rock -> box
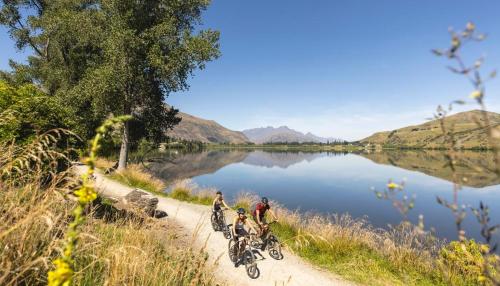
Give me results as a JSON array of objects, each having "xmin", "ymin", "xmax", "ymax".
[
  {"xmin": 154, "ymin": 210, "xmax": 168, "ymax": 219},
  {"xmin": 124, "ymin": 189, "xmax": 161, "ymax": 217},
  {"xmin": 104, "ymin": 161, "xmax": 119, "ymax": 174}
]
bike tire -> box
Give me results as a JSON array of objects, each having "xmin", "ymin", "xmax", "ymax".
[
  {"xmin": 223, "ymin": 227, "xmax": 232, "ymax": 239},
  {"xmin": 268, "ymin": 235, "xmax": 283, "ymax": 260},
  {"xmin": 243, "ymin": 249, "xmax": 259, "ymax": 279},
  {"xmin": 210, "ymin": 213, "xmax": 219, "ymax": 231},
  {"xmin": 228, "ymin": 239, "xmax": 238, "ymax": 263}
]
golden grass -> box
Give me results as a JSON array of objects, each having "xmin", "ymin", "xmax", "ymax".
[
  {"xmin": 109, "ymin": 163, "xmax": 166, "ymax": 194},
  {"xmin": 0, "ymin": 139, "xmax": 217, "ymax": 285},
  {"xmin": 73, "ymin": 216, "xmax": 217, "ymax": 285},
  {"xmin": 169, "ymin": 179, "xmax": 216, "ymax": 205},
  {"xmin": 226, "ymin": 193, "xmax": 475, "ymax": 285}
]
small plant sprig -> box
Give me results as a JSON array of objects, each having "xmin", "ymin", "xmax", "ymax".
[
  {"xmin": 471, "ymin": 202, "xmax": 500, "ymax": 284},
  {"xmin": 433, "ymin": 22, "xmax": 500, "ymax": 284},
  {"xmin": 432, "ymin": 22, "xmax": 499, "ymax": 174},
  {"xmin": 48, "ymin": 116, "xmax": 131, "ymax": 286},
  {"xmin": 373, "ymin": 180, "xmax": 416, "ymax": 223}
]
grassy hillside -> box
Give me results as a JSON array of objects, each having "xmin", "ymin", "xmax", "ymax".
[
  {"xmin": 360, "ymin": 110, "xmax": 500, "ymax": 149},
  {"xmin": 168, "ymin": 111, "xmax": 249, "ymax": 144}
]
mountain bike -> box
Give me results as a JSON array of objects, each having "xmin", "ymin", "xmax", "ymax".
[
  {"xmin": 211, "ymin": 208, "xmax": 232, "ymax": 239},
  {"xmin": 228, "ymin": 233, "xmax": 260, "ymax": 279},
  {"xmin": 250, "ymin": 221, "xmax": 283, "ymax": 260}
]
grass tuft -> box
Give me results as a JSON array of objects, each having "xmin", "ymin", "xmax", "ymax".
[
  {"xmin": 169, "ymin": 179, "xmax": 216, "ymax": 205},
  {"xmin": 108, "ymin": 164, "xmax": 166, "ymax": 194}
]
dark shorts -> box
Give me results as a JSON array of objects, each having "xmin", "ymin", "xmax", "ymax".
[
  {"xmin": 233, "ymin": 228, "xmax": 248, "ymax": 239},
  {"xmin": 213, "ymin": 204, "xmax": 221, "ymax": 211},
  {"xmin": 252, "ymin": 215, "xmax": 267, "ymax": 225}
]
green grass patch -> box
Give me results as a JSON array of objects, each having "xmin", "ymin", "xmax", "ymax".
[{"xmin": 271, "ymin": 222, "xmax": 445, "ymax": 286}]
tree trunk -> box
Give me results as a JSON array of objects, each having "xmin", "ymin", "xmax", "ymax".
[{"xmin": 118, "ymin": 120, "xmax": 130, "ymax": 171}]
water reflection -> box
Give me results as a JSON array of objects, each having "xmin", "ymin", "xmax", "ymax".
[
  {"xmin": 151, "ymin": 149, "xmax": 497, "ymax": 187},
  {"xmin": 360, "ymin": 150, "xmax": 499, "ymax": 188},
  {"xmin": 149, "ymin": 149, "xmax": 499, "ymax": 241}
]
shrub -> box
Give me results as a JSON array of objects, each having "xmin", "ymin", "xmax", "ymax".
[{"xmin": 439, "ymin": 240, "xmax": 497, "ymax": 285}]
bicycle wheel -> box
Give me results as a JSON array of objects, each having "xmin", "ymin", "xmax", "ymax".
[
  {"xmin": 243, "ymin": 249, "xmax": 259, "ymax": 279},
  {"xmin": 210, "ymin": 212, "xmax": 219, "ymax": 231},
  {"xmin": 249, "ymin": 235, "xmax": 261, "ymax": 249},
  {"xmin": 223, "ymin": 225, "xmax": 232, "ymax": 239},
  {"xmin": 267, "ymin": 235, "xmax": 283, "ymax": 260},
  {"xmin": 228, "ymin": 240, "xmax": 238, "ymax": 263}
]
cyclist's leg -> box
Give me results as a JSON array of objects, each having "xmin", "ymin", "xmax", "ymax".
[{"xmin": 213, "ymin": 205, "xmax": 221, "ymax": 220}]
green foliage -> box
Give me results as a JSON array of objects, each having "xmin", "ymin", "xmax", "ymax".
[
  {"xmin": 439, "ymin": 240, "xmax": 497, "ymax": 285},
  {"xmin": 0, "ymin": 80, "xmax": 74, "ymax": 143},
  {"xmin": 0, "ymin": 0, "xmax": 220, "ymax": 149}
]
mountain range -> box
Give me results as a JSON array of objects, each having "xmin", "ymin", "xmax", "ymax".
[
  {"xmin": 242, "ymin": 126, "xmax": 340, "ymax": 144},
  {"xmin": 167, "ymin": 108, "xmax": 499, "ymax": 148},
  {"xmin": 167, "ymin": 111, "xmax": 342, "ymax": 144},
  {"xmin": 167, "ymin": 111, "xmax": 248, "ymax": 144}
]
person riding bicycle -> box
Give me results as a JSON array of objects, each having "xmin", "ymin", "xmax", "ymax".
[
  {"xmin": 212, "ymin": 191, "xmax": 230, "ymax": 221},
  {"xmin": 252, "ymin": 197, "xmax": 278, "ymax": 236},
  {"xmin": 232, "ymin": 208, "xmax": 257, "ymax": 266}
]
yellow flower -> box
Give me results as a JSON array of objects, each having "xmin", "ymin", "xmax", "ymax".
[
  {"xmin": 480, "ymin": 244, "xmax": 490, "ymax": 254},
  {"xmin": 469, "ymin": 90, "xmax": 482, "ymax": 99},
  {"xmin": 466, "ymin": 22, "xmax": 476, "ymax": 32},
  {"xmin": 74, "ymin": 186, "xmax": 97, "ymax": 203},
  {"xmin": 387, "ymin": 182, "xmax": 399, "ymax": 189},
  {"xmin": 48, "ymin": 259, "xmax": 73, "ymax": 286}
]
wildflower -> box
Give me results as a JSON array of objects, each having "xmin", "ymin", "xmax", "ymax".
[
  {"xmin": 48, "ymin": 259, "xmax": 73, "ymax": 286},
  {"xmin": 479, "ymin": 244, "xmax": 490, "ymax": 254},
  {"xmin": 466, "ymin": 22, "xmax": 475, "ymax": 32},
  {"xmin": 387, "ymin": 182, "xmax": 399, "ymax": 189},
  {"xmin": 469, "ymin": 90, "xmax": 482, "ymax": 99},
  {"xmin": 74, "ymin": 185, "xmax": 97, "ymax": 203}
]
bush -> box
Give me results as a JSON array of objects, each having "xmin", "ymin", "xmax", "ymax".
[
  {"xmin": 439, "ymin": 240, "xmax": 497, "ymax": 285},
  {"xmin": 0, "ymin": 80, "xmax": 74, "ymax": 143}
]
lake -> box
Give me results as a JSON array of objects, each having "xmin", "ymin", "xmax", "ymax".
[{"xmin": 150, "ymin": 149, "xmax": 500, "ymax": 243}]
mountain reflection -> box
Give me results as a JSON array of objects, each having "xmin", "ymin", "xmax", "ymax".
[
  {"xmin": 149, "ymin": 149, "xmax": 499, "ymax": 188},
  {"xmin": 360, "ymin": 150, "xmax": 500, "ymax": 188}
]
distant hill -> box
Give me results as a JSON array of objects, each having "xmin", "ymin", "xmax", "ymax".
[
  {"xmin": 242, "ymin": 126, "xmax": 340, "ymax": 144},
  {"xmin": 167, "ymin": 111, "xmax": 249, "ymax": 144},
  {"xmin": 360, "ymin": 110, "xmax": 500, "ymax": 149}
]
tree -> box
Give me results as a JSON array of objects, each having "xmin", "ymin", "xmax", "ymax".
[
  {"xmin": 1, "ymin": 0, "xmax": 220, "ymax": 169},
  {"xmin": 0, "ymin": 80, "xmax": 74, "ymax": 143}
]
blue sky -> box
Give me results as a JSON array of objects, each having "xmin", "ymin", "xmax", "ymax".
[{"xmin": 1, "ymin": 0, "xmax": 500, "ymax": 140}]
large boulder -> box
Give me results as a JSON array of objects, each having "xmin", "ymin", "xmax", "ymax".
[{"xmin": 124, "ymin": 189, "xmax": 160, "ymax": 217}]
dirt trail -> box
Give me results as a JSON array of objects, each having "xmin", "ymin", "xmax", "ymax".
[{"xmin": 81, "ymin": 166, "xmax": 354, "ymax": 286}]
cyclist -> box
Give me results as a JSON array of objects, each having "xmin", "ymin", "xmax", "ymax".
[
  {"xmin": 252, "ymin": 197, "xmax": 278, "ymax": 235},
  {"xmin": 231, "ymin": 208, "xmax": 257, "ymax": 266},
  {"xmin": 212, "ymin": 191, "xmax": 230, "ymax": 221}
]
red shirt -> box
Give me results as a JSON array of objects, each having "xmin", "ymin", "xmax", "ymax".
[{"xmin": 252, "ymin": 202, "xmax": 270, "ymax": 217}]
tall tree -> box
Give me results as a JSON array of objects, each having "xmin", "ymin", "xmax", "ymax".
[{"xmin": 1, "ymin": 0, "xmax": 220, "ymax": 169}]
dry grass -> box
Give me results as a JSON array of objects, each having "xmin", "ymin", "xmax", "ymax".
[
  {"xmin": 169, "ymin": 179, "xmax": 216, "ymax": 205},
  {"xmin": 109, "ymin": 164, "xmax": 166, "ymax": 194},
  {"xmin": 73, "ymin": 216, "xmax": 217, "ymax": 285},
  {"xmin": 0, "ymin": 136, "xmax": 217, "ymax": 286},
  {"xmin": 230, "ymin": 194, "xmax": 459, "ymax": 285}
]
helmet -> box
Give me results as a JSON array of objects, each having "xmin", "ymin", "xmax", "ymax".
[
  {"xmin": 261, "ymin": 197, "xmax": 269, "ymax": 204},
  {"xmin": 237, "ymin": 208, "xmax": 246, "ymax": 215},
  {"xmin": 216, "ymin": 191, "xmax": 222, "ymax": 195}
]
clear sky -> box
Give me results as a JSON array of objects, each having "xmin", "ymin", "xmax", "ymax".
[{"xmin": 1, "ymin": 0, "xmax": 500, "ymax": 140}]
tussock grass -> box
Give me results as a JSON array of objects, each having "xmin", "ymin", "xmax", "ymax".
[
  {"xmin": 109, "ymin": 164, "xmax": 166, "ymax": 194},
  {"xmin": 233, "ymin": 192, "xmax": 258, "ymax": 210},
  {"xmin": 228, "ymin": 195, "xmax": 475, "ymax": 285},
  {"xmin": 169, "ymin": 179, "xmax": 216, "ymax": 205},
  {"xmin": 73, "ymin": 216, "xmax": 217, "ymax": 285},
  {"xmin": 0, "ymin": 135, "xmax": 217, "ymax": 285}
]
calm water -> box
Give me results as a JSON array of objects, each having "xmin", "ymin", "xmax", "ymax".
[{"xmin": 150, "ymin": 149, "xmax": 500, "ymax": 242}]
